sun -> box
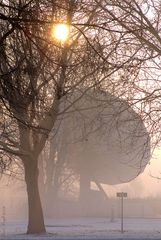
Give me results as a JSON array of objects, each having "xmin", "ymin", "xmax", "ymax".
[{"xmin": 52, "ymin": 23, "xmax": 69, "ymax": 42}]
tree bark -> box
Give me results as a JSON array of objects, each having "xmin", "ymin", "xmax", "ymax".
[{"xmin": 24, "ymin": 159, "xmax": 46, "ymax": 234}]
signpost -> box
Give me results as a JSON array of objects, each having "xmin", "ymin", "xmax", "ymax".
[{"xmin": 116, "ymin": 192, "xmax": 127, "ymax": 233}]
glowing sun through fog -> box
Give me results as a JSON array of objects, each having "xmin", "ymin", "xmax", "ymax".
[{"xmin": 52, "ymin": 23, "xmax": 69, "ymax": 42}]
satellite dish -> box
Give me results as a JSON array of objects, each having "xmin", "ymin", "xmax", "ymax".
[{"xmin": 57, "ymin": 90, "xmax": 150, "ymax": 185}]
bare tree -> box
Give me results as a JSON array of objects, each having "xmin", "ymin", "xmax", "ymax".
[
  {"xmin": 95, "ymin": 0, "xmax": 161, "ymax": 144},
  {"xmin": 0, "ymin": 0, "xmax": 153, "ymax": 234}
]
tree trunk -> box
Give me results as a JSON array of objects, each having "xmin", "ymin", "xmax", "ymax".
[{"xmin": 24, "ymin": 159, "xmax": 46, "ymax": 234}]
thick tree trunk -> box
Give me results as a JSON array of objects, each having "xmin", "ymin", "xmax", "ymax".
[{"xmin": 24, "ymin": 160, "xmax": 46, "ymax": 234}]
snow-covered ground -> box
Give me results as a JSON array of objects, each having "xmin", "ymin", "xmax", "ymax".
[{"xmin": 0, "ymin": 217, "xmax": 161, "ymax": 239}]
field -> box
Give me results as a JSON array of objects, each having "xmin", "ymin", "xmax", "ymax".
[{"xmin": 0, "ymin": 217, "xmax": 161, "ymax": 239}]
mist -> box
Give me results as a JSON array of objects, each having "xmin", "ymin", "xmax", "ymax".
[{"xmin": 0, "ymin": 149, "xmax": 161, "ymax": 222}]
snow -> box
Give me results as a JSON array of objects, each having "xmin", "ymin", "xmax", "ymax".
[{"xmin": 0, "ymin": 217, "xmax": 161, "ymax": 239}]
